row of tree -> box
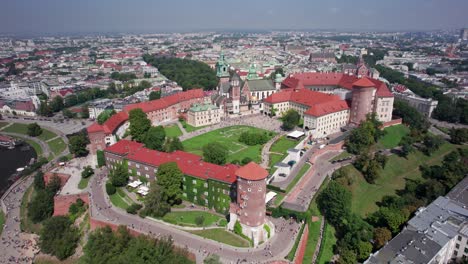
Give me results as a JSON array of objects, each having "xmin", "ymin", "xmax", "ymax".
[
  {"xmin": 29, "ymin": 172, "xmax": 61, "ymax": 223},
  {"xmin": 238, "ymin": 131, "xmax": 270, "ymax": 146}
]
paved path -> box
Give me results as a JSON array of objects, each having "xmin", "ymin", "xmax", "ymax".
[
  {"xmin": 260, "ymin": 134, "xmax": 285, "ymax": 169},
  {"xmin": 429, "ymin": 118, "xmax": 468, "ymax": 129},
  {"xmin": 89, "ymin": 169, "xmax": 301, "ymax": 264},
  {"xmin": 177, "ymin": 121, "xmax": 188, "ymax": 135},
  {"xmin": 2, "ymin": 117, "xmax": 91, "ymax": 136},
  {"xmin": 311, "ymin": 217, "xmax": 325, "ymax": 264},
  {"xmin": 429, "ymin": 125, "xmax": 450, "ymax": 140}
]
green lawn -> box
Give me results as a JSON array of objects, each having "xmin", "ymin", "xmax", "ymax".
[
  {"xmin": 37, "ymin": 128, "xmax": 57, "ymax": 141},
  {"xmin": 110, "ymin": 188, "xmax": 132, "ymax": 210},
  {"xmin": 164, "ymin": 124, "xmax": 183, "ymax": 138},
  {"xmin": 377, "ymin": 124, "xmax": 410, "ymax": 149},
  {"xmin": 0, "ymin": 122, "xmax": 9, "ymax": 129},
  {"xmin": 22, "ymin": 138, "xmax": 43, "ymax": 157},
  {"xmin": 48, "ymin": 137, "xmax": 66, "ymax": 156},
  {"xmin": 316, "ymin": 223, "xmax": 337, "ymax": 264},
  {"xmin": 347, "ymin": 142, "xmax": 461, "ymax": 217},
  {"xmin": 2, "ymin": 122, "xmax": 29, "ymax": 134},
  {"xmin": 182, "ymin": 126, "xmax": 275, "ymax": 163},
  {"xmin": 180, "ymin": 120, "xmax": 206, "ymax": 133},
  {"xmin": 270, "ymin": 136, "xmax": 298, "ymax": 153},
  {"xmin": 189, "ymin": 228, "xmax": 250, "ymax": 247},
  {"xmin": 269, "ymin": 153, "xmax": 283, "ymax": 173},
  {"xmin": 285, "ymin": 163, "xmax": 311, "ymax": 193},
  {"xmin": 78, "ymin": 177, "xmax": 90, "ymax": 189},
  {"xmin": 161, "ymin": 211, "xmax": 224, "ymax": 227},
  {"xmin": 0, "ymin": 210, "xmax": 5, "ymax": 235}
]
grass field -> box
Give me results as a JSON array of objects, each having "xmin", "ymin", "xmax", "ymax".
[
  {"xmin": 161, "ymin": 211, "xmax": 224, "ymax": 227},
  {"xmin": 0, "ymin": 210, "xmax": 4, "ymax": 235},
  {"xmin": 270, "ymin": 136, "xmax": 298, "ymax": 154},
  {"xmin": 48, "ymin": 137, "xmax": 66, "ymax": 156},
  {"xmin": 316, "ymin": 223, "xmax": 337, "ymax": 264},
  {"xmin": 22, "ymin": 138, "xmax": 43, "ymax": 157},
  {"xmin": 189, "ymin": 228, "xmax": 250, "ymax": 247},
  {"xmin": 0, "ymin": 122, "xmax": 9, "ymax": 129},
  {"xmin": 110, "ymin": 188, "xmax": 132, "ymax": 210},
  {"xmin": 346, "ymin": 142, "xmax": 462, "ymax": 217},
  {"xmin": 37, "ymin": 128, "xmax": 57, "ymax": 141},
  {"xmin": 164, "ymin": 124, "xmax": 183, "ymax": 138},
  {"xmin": 78, "ymin": 177, "xmax": 90, "ymax": 189},
  {"xmin": 376, "ymin": 124, "xmax": 410, "ymax": 149},
  {"xmin": 182, "ymin": 126, "xmax": 275, "ymax": 163},
  {"xmin": 2, "ymin": 122, "xmax": 29, "ymax": 134}
]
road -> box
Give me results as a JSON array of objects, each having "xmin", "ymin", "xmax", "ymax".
[
  {"xmin": 89, "ymin": 168, "xmax": 301, "ymax": 264},
  {"xmin": 429, "ymin": 118, "xmax": 467, "ymax": 129},
  {"xmin": 2, "ymin": 116, "xmax": 91, "ymax": 136}
]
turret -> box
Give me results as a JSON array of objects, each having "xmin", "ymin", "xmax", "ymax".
[{"xmin": 350, "ymin": 77, "xmax": 376, "ymax": 124}]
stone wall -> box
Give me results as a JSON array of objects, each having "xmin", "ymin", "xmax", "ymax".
[{"xmin": 294, "ymin": 224, "xmax": 309, "ymax": 264}]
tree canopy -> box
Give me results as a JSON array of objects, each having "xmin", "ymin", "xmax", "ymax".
[
  {"xmin": 156, "ymin": 162, "xmax": 183, "ymax": 205},
  {"xmin": 202, "ymin": 142, "xmax": 228, "ymax": 165},
  {"xmin": 129, "ymin": 108, "xmax": 151, "ymax": 143},
  {"xmin": 143, "ymin": 55, "xmax": 218, "ymax": 90},
  {"xmin": 27, "ymin": 122, "xmax": 43, "ymax": 137},
  {"xmin": 149, "ymin": 90, "xmax": 161, "ymax": 101},
  {"xmin": 143, "ymin": 183, "xmax": 171, "ymax": 218},
  {"xmin": 39, "ymin": 216, "xmax": 80, "ymax": 260},
  {"xmin": 68, "ymin": 132, "xmax": 89, "ymax": 157},
  {"xmin": 109, "ymin": 161, "xmax": 129, "ymax": 187},
  {"xmin": 281, "ymin": 109, "xmax": 300, "ymax": 131},
  {"xmin": 144, "ymin": 126, "xmax": 166, "ymax": 151},
  {"xmin": 97, "ymin": 109, "xmax": 116, "ymax": 125}
]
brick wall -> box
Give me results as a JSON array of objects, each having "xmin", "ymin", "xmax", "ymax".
[
  {"xmin": 53, "ymin": 193, "xmax": 89, "ymax": 216},
  {"xmin": 43, "ymin": 172, "xmax": 70, "ymax": 187},
  {"xmin": 382, "ymin": 118, "xmax": 403, "ymax": 128}
]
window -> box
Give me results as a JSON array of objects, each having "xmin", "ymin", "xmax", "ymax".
[
  {"xmin": 458, "ymin": 236, "xmax": 462, "ymax": 241},
  {"xmin": 247, "ymin": 188, "xmax": 251, "ymax": 192},
  {"xmin": 456, "ymin": 244, "xmax": 460, "ymax": 249}
]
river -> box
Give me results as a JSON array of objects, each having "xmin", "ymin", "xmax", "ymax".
[{"xmin": 0, "ymin": 142, "xmax": 37, "ymax": 195}]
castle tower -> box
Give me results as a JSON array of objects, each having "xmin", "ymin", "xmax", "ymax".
[
  {"xmin": 350, "ymin": 77, "xmax": 376, "ymax": 124},
  {"xmin": 246, "ymin": 64, "xmax": 259, "ymax": 80},
  {"xmin": 274, "ymin": 73, "xmax": 283, "ymax": 90},
  {"xmin": 230, "ymin": 74, "xmax": 241, "ymax": 114},
  {"xmin": 216, "ymin": 51, "xmax": 230, "ymax": 83},
  {"xmin": 228, "ymin": 162, "xmax": 271, "ymax": 246}
]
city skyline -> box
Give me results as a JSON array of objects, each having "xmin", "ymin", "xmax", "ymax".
[{"xmin": 1, "ymin": 0, "xmax": 468, "ymax": 34}]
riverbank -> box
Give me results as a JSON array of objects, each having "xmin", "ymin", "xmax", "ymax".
[{"xmin": 0, "ymin": 142, "xmax": 37, "ymax": 196}]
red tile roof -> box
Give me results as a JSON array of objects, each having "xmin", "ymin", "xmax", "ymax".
[
  {"xmin": 235, "ymin": 162, "xmax": 268, "ymax": 181},
  {"xmin": 88, "ymin": 89, "xmax": 205, "ymax": 135},
  {"xmin": 305, "ymin": 100, "xmax": 350, "ymax": 117},
  {"xmin": 281, "ymin": 73, "xmax": 393, "ymax": 98},
  {"xmin": 263, "ymin": 90, "xmax": 293, "ymax": 104},
  {"xmin": 105, "ymin": 140, "xmax": 239, "ymax": 183},
  {"xmin": 86, "ymin": 122, "xmax": 105, "ymax": 133},
  {"xmin": 352, "ymin": 77, "xmax": 376, "ymax": 88},
  {"xmin": 290, "ymin": 89, "xmax": 342, "ymax": 107}
]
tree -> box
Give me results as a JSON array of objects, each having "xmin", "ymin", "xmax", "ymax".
[
  {"xmin": 400, "ymin": 142, "xmax": 414, "ymax": 158},
  {"xmin": 64, "ymin": 94, "xmax": 78, "ymax": 107},
  {"xmin": 144, "ymin": 126, "xmax": 166, "ymax": 151},
  {"xmin": 375, "ymin": 152, "xmax": 388, "ymax": 168},
  {"xmin": 357, "ymin": 241, "xmax": 373, "ymax": 261},
  {"xmin": 336, "ymin": 248, "xmax": 357, "ymax": 264},
  {"xmin": 281, "ymin": 109, "xmax": 300, "ymax": 131},
  {"xmin": 422, "ymin": 134, "xmax": 444, "ymax": 155},
  {"xmin": 81, "ymin": 104, "xmax": 90, "ymax": 119},
  {"xmin": 68, "ymin": 133, "xmax": 89, "ymax": 157},
  {"xmin": 81, "ymin": 166, "xmax": 94, "ymax": 178},
  {"xmin": 143, "ymin": 184, "xmax": 171, "ymax": 217},
  {"xmin": 27, "ymin": 189, "xmax": 54, "ymax": 223},
  {"xmin": 195, "ymin": 215, "xmax": 205, "ymax": 226},
  {"xmin": 38, "ymin": 101, "xmax": 53, "ymax": 117},
  {"xmin": 39, "ymin": 216, "xmax": 80, "ymax": 260},
  {"xmin": 241, "ymin": 157, "xmax": 252, "ymax": 165},
  {"xmin": 106, "ymin": 182, "xmax": 116, "ymax": 195},
  {"xmin": 62, "ymin": 109, "xmax": 76, "ymax": 118},
  {"xmin": 149, "ymin": 91, "xmax": 161, "ymax": 101},
  {"xmin": 317, "ymin": 181, "xmax": 352, "ymax": 226},
  {"xmin": 128, "ymin": 108, "xmax": 151, "ymax": 142},
  {"xmin": 393, "ymin": 100, "xmax": 429, "ymax": 132},
  {"xmin": 373, "ymin": 227, "xmax": 392, "ymax": 249},
  {"xmin": 27, "ymin": 122, "xmax": 43, "ymax": 137},
  {"xmin": 204, "ymin": 254, "xmax": 222, "ymax": 264},
  {"xmin": 34, "ymin": 171, "xmax": 45, "ymax": 190},
  {"xmin": 109, "ymin": 161, "xmax": 129, "ymax": 187},
  {"xmin": 97, "ymin": 109, "xmax": 116, "ymax": 125},
  {"xmin": 156, "ymin": 162, "xmax": 183, "ymax": 205},
  {"xmin": 449, "ymin": 128, "xmax": 468, "ymax": 144},
  {"xmin": 202, "ymin": 142, "xmax": 228, "ymax": 165},
  {"xmin": 50, "ymin": 96, "xmax": 65, "ymax": 112},
  {"xmin": 345, "ymin": 115, "xmax": 382, "ymax": 154},
  {"xmin": 164, "ymin": 137, "xmax": 184, "ymax": 152}
]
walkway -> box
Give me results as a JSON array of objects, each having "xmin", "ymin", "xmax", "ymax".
[
  {"xmin": 260, "ymin": 134, "xmax": 285, "ymax": 169},
  {"xmin": 429, "ymin": 118, "xmax": 468, "ymax": 129},
  {"xmin": 89, "ymin": 168, "xmax": 301, "ymax": 264},
  {"xmin": 311, "ymin": 217, "xmax": 326, "ymax": 264},
  {"xmin": 176, "ymin": 121, "xmax": 188, "ymax": 136}
]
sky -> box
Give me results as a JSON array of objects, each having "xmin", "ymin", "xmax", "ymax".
[{"xmin": 1, "ymin": 0, "xmax": 467, "ymax": 34}]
